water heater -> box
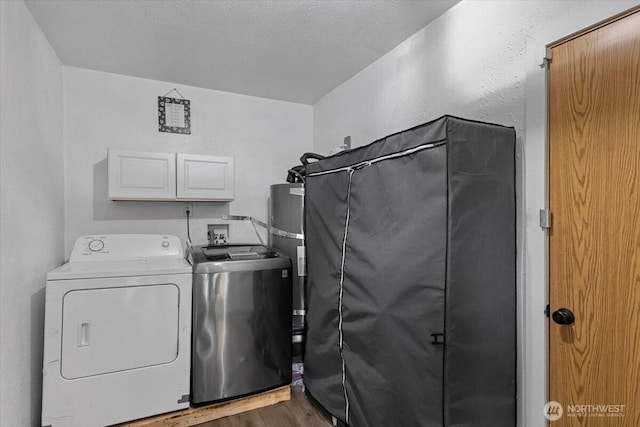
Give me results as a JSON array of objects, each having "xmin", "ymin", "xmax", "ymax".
[{"xmin": 270, "ymin": 183, "xmax": 305, "ymax": 357}]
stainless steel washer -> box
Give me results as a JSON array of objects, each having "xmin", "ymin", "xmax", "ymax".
[{"xmin": 188, "ymin": 244, "xmax": 292, "ymax": 405}]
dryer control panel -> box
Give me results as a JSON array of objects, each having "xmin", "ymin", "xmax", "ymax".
[{"xmin": 70, "ymin": 234, "xmax": 183, "ymax": 262}]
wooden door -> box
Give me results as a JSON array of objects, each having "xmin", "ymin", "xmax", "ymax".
[{"xmin": 548, "ymin": 8, "xmax": 640, "ymax": 426}]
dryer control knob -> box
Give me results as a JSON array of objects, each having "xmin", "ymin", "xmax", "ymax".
[
  {"xmin": 88, "ymin": 239, "xmax": 104, "ymax": 252},
  {"xmin": 162, "ymin": 241, "xmax": 170, "ymax": 248}
]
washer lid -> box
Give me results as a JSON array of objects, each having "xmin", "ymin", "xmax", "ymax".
[
  {"xmin": 200, "ymin": 245, "xmax": 278, "ymax": 261},
  {"xmin": 47, "ymin": 258, "xmax": 192, "ymax": 281},
  {"xmin": 188, "ymin": 245, "xmax": 290, "ymax": 274}
]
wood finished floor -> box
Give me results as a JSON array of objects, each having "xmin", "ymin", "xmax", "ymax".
[{"xmin": 198, "ymin": 387, "xmax": 333, "ymax": 427}]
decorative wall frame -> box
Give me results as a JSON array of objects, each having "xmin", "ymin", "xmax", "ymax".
[{"xmin": 158, "ymin": 90, "xmax": 191, "ymax": 134}]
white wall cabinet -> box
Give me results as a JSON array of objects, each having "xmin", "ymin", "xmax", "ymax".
[
  {"xmin": 176, "ymin": 154, "xmax": 234, "ymax": 201},
  {"xmin": 108, "ymin": 149, "xmax": 177, "ymax": 200},
  {"xmin": 108, "ymin": 149, "xmax": 234, "ymax": 201}
]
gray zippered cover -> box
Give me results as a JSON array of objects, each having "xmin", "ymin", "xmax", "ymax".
[{"xmin": 303, "ymin": 115, "xmax": 516, "ymax": 426}]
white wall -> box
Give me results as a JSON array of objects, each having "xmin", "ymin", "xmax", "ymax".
[
  {"xmin": 63, "ymin": 67, "xmax": 313, "ymax": 257},
  {"xmin": 312, "ymin": 1, "xmax": 639, "ymax": 426},
  {"xmin": 0, "ymin": 2, "xmax": 65, "ymax": 426},
  {"xmin": 314, "ymin": 0, "xmax": 626, "ymax": 152}
]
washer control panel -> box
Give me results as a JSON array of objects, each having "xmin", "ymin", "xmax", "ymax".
[{"xmin": 69, "ymin": 234, "xmax": 182, "ymax": 262}]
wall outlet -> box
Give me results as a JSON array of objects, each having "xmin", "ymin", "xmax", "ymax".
[{"xmin": 183, "ymin": 203, "xmax": 193, "ymax": 217}]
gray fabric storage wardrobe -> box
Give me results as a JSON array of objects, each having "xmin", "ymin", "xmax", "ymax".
[{"xmin": 303, "ymin": 115, "xmax": 516, "ymax": 427}]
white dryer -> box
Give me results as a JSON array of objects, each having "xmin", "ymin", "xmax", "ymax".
[{"xmin": 42, "ymin": 234, "xmax": 192, "ymax": 427}]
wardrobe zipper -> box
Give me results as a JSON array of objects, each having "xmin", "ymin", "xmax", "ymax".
[
  {"xmin": 338, "ymin": 168, "xmax": 354, "ymax": 423},
  {"xmin": 307, "ymin": 140, "xmax": 446, "ymax": 178}
]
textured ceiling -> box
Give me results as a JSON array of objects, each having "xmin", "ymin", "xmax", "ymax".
[{"xmin": 25, "ymin": 0, "xmax": 459, "ymax": 105}]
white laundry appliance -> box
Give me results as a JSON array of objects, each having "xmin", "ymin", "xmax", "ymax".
[{"xmin": 41, "ymin": 234, "xmax": 192, "ymax": 427}]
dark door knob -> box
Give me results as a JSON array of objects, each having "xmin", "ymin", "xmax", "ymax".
[{"xmin": 552, "ymin": 308, "xmax": 575, "ymax": 325}]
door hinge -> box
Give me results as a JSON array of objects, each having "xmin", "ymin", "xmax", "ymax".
[
  {"xmin": 542, "ymin": 47, "xmax": 553, "ymax": 67},
  {"xmin": 545, "ymin": 304, "xmax": 550, "ymax": 318},
  {"xmin": 539, "ymin": 208, "xmax": 552, "ymax": 230}
]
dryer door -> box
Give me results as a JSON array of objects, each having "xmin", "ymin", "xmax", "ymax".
[{"xmin": 61, "ymin": 284, "xmax": 179, "ymax": 379}]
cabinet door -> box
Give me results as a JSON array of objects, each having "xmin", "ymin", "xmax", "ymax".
[
  {"xmin": 176, "ymin": 153, "xmax": 234, "ymax": 200},
  {"xmin": 108, "ymin": 149, "xmax": 176, "ymax": 200}
]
